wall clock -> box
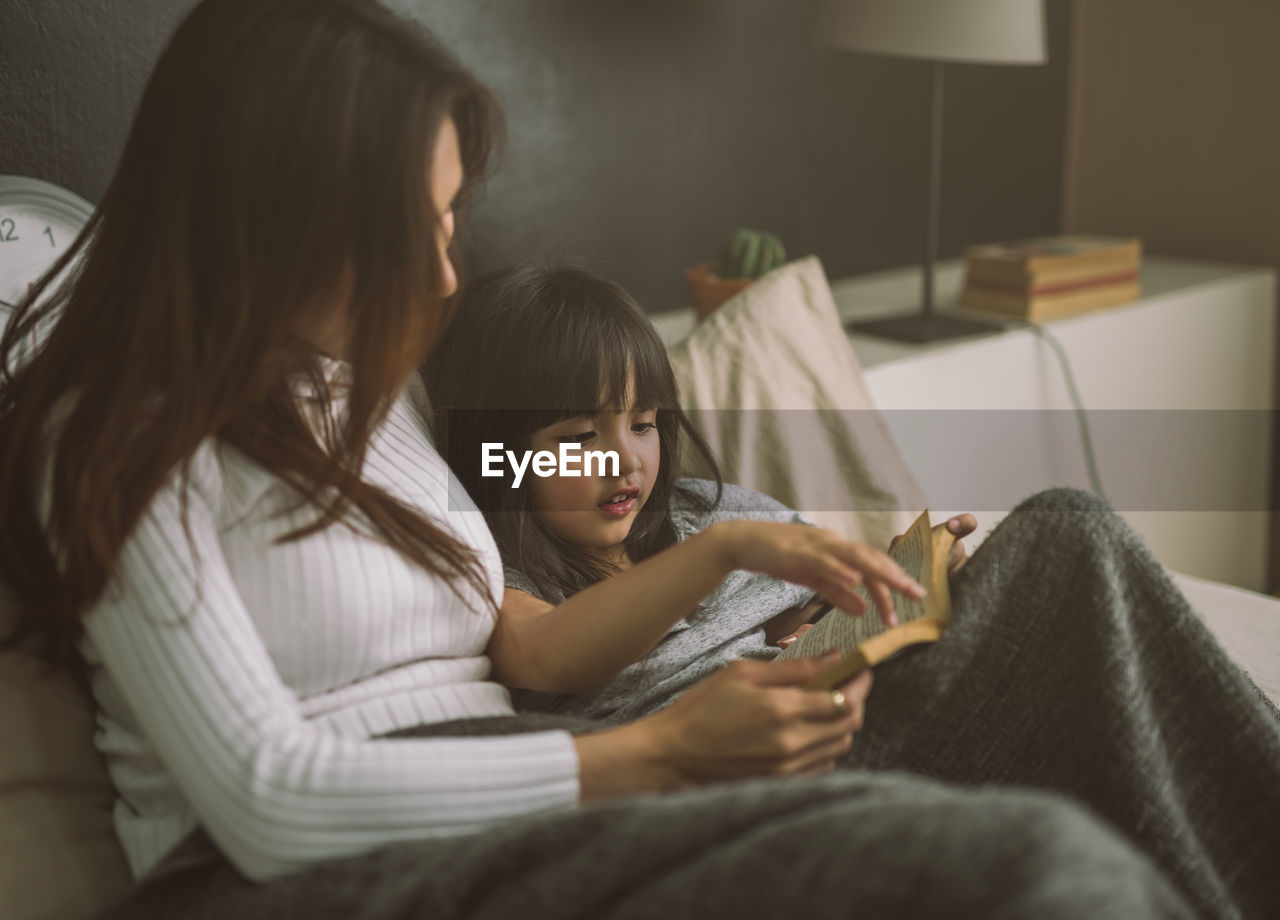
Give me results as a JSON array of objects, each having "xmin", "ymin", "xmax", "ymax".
[{"xmin": 0, "ymin": 175, "xmax": 95, "ymax": 321}]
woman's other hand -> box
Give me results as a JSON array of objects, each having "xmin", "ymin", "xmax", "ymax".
[
  {"xmin": 712, "ymin": 521, "xmax": 924, "ymax": 627},
  {"xmin": 888, "ymin": 513, "xmax": 979, "ymax": 580},
  {"xmin": 575, "ymin": 654, "xmax": 872, "ymax": 801},
  {"xmin": 944, "ymin": 513, "xmax": 978, "ymax": 576}
]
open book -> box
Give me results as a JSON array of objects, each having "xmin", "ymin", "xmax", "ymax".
[{"xmin": 775, "ymin": 510, "xmax": 955, "ymax": 691}]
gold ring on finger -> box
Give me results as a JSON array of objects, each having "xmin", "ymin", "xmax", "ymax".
[{"xmin": 830, "ymin": 689, "xmax": 849, "ymax": 714}]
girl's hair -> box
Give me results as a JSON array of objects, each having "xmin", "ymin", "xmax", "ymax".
[
  {"xmin": 424, "ymin": 265, "xmax": 722, "ymax": 600},
  {"xmin": 0, "ymin": 0, "xmax": 504, "ymax": 669}
]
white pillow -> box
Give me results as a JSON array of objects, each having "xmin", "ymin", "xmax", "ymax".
[{"xmin": 668, "ymin": 256, "xmax": 926, "ymax": 550}]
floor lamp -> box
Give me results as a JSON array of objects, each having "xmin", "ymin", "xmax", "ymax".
[{"xmin": 815, "ymin": 0, "xmax": 1048, "ymax": 343}]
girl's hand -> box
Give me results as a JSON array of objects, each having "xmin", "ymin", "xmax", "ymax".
[
  {"xmin": 713, "ymin": 520, "xmax": 924, "ymax": 626},
  {"xmin": 575, "ymin": 654, "xmax": 873, "ymax": 800}
]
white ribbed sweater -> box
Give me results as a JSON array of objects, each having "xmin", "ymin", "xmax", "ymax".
[{"xmin": 79, "ymin": 380, "xmax": 579, "ymax": 882}]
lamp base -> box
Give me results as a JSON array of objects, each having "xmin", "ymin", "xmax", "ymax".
[{"xmin": 848, "ymin": 311, "xmax": 1005, "ymax": 344}]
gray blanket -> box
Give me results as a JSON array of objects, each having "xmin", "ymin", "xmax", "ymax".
[{"xmin": 94, "ymin": 489, "xmax": 1280, "ymax": 919}]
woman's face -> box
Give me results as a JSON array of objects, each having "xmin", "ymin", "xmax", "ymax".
[
  {"xmin": 297, "ymin": 118, "xmax": 463, "ymax": 358},
  {"xmin": 527, "ymin": 390, "xmax": 662, "ymax": 564},
  {"xmin": 430, "ymin": 117, "xmax": 463, "ymax": 298}
]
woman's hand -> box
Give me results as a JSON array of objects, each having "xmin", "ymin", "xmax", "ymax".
[
  {"xmin": 574, "ymin": 654, "xmax": 873, "ymax": 801},
  {"xmin": 712, "ymin": 520, "xmax": 924, "ymax": 626}
]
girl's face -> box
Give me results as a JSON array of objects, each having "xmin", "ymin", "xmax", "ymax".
[{"xmin": 527, "ymin": 393, "xmax": 661, "ymax": 565}]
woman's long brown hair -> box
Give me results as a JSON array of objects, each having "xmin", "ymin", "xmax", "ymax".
[{"xmin": 0, "ymin": 0, "xmax": 503, "ymax": 670}]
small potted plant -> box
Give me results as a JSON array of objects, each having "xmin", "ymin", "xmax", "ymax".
[{"xmin": 685, "ymin": 228, "xmax": 787, "ymax": 321}]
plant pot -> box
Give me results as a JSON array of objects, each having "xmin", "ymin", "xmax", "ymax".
[{"xmin": 685, "ymin": 262, "xmax": 752, "ymax": 322}]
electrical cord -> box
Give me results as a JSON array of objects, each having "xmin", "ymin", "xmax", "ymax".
[{"xmin": 999, "ymin": 317, "xmax": 1108, "ymax": 501}]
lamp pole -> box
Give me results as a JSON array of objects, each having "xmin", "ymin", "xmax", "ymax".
[
  {"xmin": 922, "ymin": 59, "xmax": 943, "ymax": 319},
  {"xmin": 850, "ymin": 58, "xmax": 1002, "ymax": 343}
]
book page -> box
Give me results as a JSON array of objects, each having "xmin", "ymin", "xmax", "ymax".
[{"xmin": 775, "ymin": 511, "xmax": 934, "ymax": 662}]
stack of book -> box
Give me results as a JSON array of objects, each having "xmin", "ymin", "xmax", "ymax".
[{"xmin": 961, "ymin": 235, "xmax": 1142, "ymax": 322}]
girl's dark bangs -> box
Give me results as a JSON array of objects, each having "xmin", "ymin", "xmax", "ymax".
[
  {"xmin": 545, "ymin": 334, "xmax": 610, "ymax": 418},
  {"xmin": 597, "ymin": 314, "xmax": 674, "ymax": 413},
  {"xmin": 516, "ymin": 324, "xmax": 609, "ymax": 433},
  {"xmin": 468, "ymin": 267, "xmax": 679, "ymax": 439}
]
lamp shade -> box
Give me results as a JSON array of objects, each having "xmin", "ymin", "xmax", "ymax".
[{"xmin": 815, "ymin": 0, "xmax": 1046, "ymax": 66}]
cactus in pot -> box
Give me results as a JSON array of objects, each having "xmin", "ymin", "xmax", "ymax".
[
  {"xmin": 685, "ymin": 227, "xmax": 787, "ymax": 321},
  {"xmin": 719, "ymin": 228, "xmax": 787, "ymax": 280}
]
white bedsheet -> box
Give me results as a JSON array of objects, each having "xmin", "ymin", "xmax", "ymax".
[{"xmin": 1171, "ymin": 571, "xmax": 1280, "ymax": 706}]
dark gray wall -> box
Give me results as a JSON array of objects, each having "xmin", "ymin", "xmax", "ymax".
[{"xmin": 1, "ymin": 0, "xmax": 1071, "ymax": 311}]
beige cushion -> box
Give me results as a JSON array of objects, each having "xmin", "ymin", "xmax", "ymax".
[
  {"xmin": 668, "ymin": 255, "xmax": 926, "ymax": 551},
  {"xmin": 0, "ymin": 607, "xmax": 132, "ymax": 920}
]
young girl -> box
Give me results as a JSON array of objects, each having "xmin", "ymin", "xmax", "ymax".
[{"xmin": 426, "ymin": 264, "xmax": 929, "ymax": 724}]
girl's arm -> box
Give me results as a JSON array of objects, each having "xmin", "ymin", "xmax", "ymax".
[{"xmin": 488, "ymin": 520, "xmax": 923, "ymax": 693}]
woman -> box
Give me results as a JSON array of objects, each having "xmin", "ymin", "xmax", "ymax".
[{"xmin": 0, "ymin": 1, "xmax": 1266, "ymax": 917}]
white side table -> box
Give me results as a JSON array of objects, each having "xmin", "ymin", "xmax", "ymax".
[
  {"xmin": 839, "ymin": 256, "xmax": 1275, "ymax": 592},
  {"xmin": 653, "ymin": 256, "xmax": 1277, "ymax": 591}
]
